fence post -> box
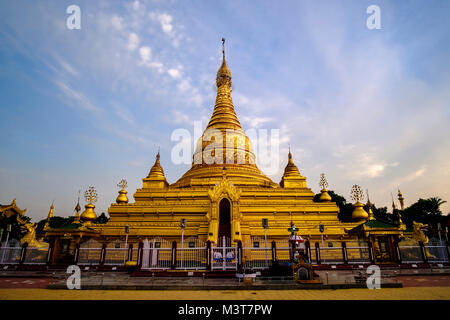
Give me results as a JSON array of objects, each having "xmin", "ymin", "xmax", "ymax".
[
  {"xmin": 393, "ymin": 238, "xmax": 402, "ymax": 264},
  {"xmin": 446, "ymin": 241, "xmax": 450, "ymax": 262},
  {"xmin": 46, "ymin": 240, "xmax": 55, "ymax": 265},
  {"xmin": 304, "ymin": 240, "xmax": 310, "ymax": 263},
  {"xmin": 19, "ymin": 242, "xmax": 28, "ymax": 265},
  {"xmin": 100, "ymin": 243, "xmax": 106, "ymax": 266},
  {"xmin": 137, "ymin": 241, "xmax": 144, "ymax": 269},
  {"xmin": 171, "ymin": 241, "xmax": 177, "ymax": 270},
  {"xmin": 342, "ymin": 242, "xmax": 348, "ymax": 264},
  {"xmin": 127, "ymin": 243, "xmax": 133, "ymax": 262},
  {"xmin": 315, "ymin": 242, "xmax": 321, "ymax": 265},
  {"xmin": 237, "ymin": 240, "xmax": 243, "ymax": 271},
  {"xmin": 368, "ymin": 240, "xmax": 375, "ymax": 264},
  {"xmin": 271, "ymin": 240, "xmax": 277, "ymax": 263},
  {"xmin": 206, "ymin": 241, "xmax": 211, "ymax": 271},
  {"xmin": 419, "ymin": 241, "xmax": 428, "ymax": 263},
  {"xmin": 73, "ymin": 242, "xmax": 80, "ymax": 265}
]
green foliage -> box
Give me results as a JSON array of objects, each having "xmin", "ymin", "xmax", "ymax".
[
  {"xmin": 401, "ymin": 197, "xmax": 447, "ymax": 230},
  {"xmin": 314, "ymin": 190, "xmax": 353, "ymax": 222},
  {"xmin": 0, "ymin": 215, "xmax": 28, "ymax": 242},
  {"xmin": 94, "ymin": 212, "xmax": 109, "ymax": 224}
]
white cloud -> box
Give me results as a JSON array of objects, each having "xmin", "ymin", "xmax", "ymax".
[
  {"xmin": 149, "ymin": 12, "xmax": 173, "ymax": 34},
  {"xmin": 139, "ymin": 46, "xmax": 152, "ymax": 63},
  {"xmin": 168, "ymin": 68, "xmax": 181, "ymax": 79},
  {"xmin": 132, "ymin": 1, "xmax": 140, "ymax": 10},
  {"xmin": 111, "ymin": 15, "xmax": 124, "ymax": 30},
  {"xmin": 127, "ymin": 32, "xmax": 140, "ymax": 51}
]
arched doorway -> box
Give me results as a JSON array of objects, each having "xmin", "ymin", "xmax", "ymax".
[{"xmin": 218, "ymin": 198, "xmax": 231, "ymax": 241}]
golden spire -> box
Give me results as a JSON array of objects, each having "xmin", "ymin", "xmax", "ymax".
[
  {"xmin": 366, "ymin": 189, "xmax": 375, "ymax": 220},
  {"xmin": 397, "ymin": 188, "xmax": 405, "ymax": 210},
  {"xmin": 391, "ymin": 193, "xmax": 397, "ymax": 211},
  {"xmin": 280, "ymin": 150, "xmax": 306, "ymax": 188},
  {"xmin": 142, "ymin": 151, "xmax": 169, "ymax": 188},
  {"xmin": 318, "ymin": 173, "xmax": 332, "ymax": 202},
  {"xmin": 80, "ymin": 186, "xmax": 98, "ymax": 223},
  {"xmin": 116, "ymin": 179, "xmax": 129, "ymax": 204},
  {"xmin": 43, "ymin": 202, "xmax": 54, "ymax": 230},
  {"xmin": 47, "ymin": 202, "xmax": 54, "ymax": 221},
  {"xmin": 173, "ymin": 38, "xmax": 275, "ymax": 188},
  {"xmin": 74, "ymin": 193, "xmax": 81, "ymax": 222},
  {"xmin": 351, "ymin": 184, "xmax": 368, "ymax": 220}
]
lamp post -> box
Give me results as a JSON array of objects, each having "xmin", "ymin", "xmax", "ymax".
[
  {"xmin": 180, "ymin": 218, "xmax": 186, "ymax": 269},
  {"xmin": 1, "ymin": 224, "xmax": 12, "ymax": 264},
  {"xmin": 123, "ymin": 225, "xmax": 129, "ymax": 264},
  {"xmin": 262, "ymin": 218, "xmax": 269, "ymax": 268}
]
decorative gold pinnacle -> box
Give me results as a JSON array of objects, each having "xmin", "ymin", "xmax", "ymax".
[
  {"xmin": 319, "ymin": 173, "xmax": 328, "ymax": 190},
  {"xmin": 117, "ymin": 179, "xmax": 128, "ymax": 190},
  {"xmin": 350, "ymin": 184, "xmax": 364, "ymax": 203},
  {"xmin": 84, "ymin": 186, "xmax": 98, "ymax": 204}
]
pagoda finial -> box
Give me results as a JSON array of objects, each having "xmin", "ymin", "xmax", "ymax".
[
  {"xmin": 351, "ymin": 184, "xmax": 368, "ymax": 220},
  {"xmin": 222, "ymin": 37, "xmax": 225, "ymax": 60}
]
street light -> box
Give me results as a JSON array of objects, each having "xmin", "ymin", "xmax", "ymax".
[
  {"xmin": 1, "ymin": 224, "xmax": 12, "ymax": 264},
  {"xmin": 262, "ymin": 218, "xmax": 269, "ymax": 268},
  {"xmin": 180, "ymin": 218, "xmax": 186, "ymax": 269}
]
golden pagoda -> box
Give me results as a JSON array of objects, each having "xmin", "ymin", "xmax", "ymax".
[{"xmin": 93, "ymin": 39, "xmax": 363, "ymax": 247}]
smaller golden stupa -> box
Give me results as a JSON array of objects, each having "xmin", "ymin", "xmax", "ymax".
[
  {"xmin": 116, "ymin": 179, "xmax": 129, "ymax": 204},
  {"xmin": 318, "ymin": 173, "xmax": 332, "ymax": 202},
  {"xmin": 351, "ymin": 184, "xmax": 368, "ymax": 220},
  {"xmin": 80, "ymin": 186, "xmax": 98, "ymax": 222}
]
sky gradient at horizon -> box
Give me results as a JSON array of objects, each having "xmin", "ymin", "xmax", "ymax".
[{"xmin": 0, "ymin": 0, "xmax": 449, "ymax": 221}]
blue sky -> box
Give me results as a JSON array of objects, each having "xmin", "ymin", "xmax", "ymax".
[{"xmin": 0, "ymin": 0, "xmax": 449, "ymax": 221}]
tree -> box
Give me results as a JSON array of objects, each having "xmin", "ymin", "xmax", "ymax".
[
  {"xmin": 401, "ymin": 197, "xmax": 447, "ymax": 230},
  {"xmin": 94, "ymin": 212, "xmax": 109, "ymax": 224},
  {"xmin": 314, "ymin": 190, "xmax": 353, "ymax": 222}
]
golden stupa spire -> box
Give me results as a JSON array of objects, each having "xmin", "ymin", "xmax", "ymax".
[
  {"xmin": 74, "ymin": 191, "xmax": 81, "ymax": 222},
  {"xmin": 366, "ymin": 189, "xmax": 375, "ymax": 220},
  {"xmin": 142, "ymin": 150, "xmax": 169, "ymax": 189},
  {"xmin": 391, "ymin": 192, "xmax": 397, "ymax": 211},
  {"xmin": 280, "ymin": 149, "xmax": 306, "ymax": 188},
  {"xmin": 397, "ymin": 187, "xmax": 405, "ymax": 210},
  {"xmin": 43, "ymin": 201, "xmax": 54, "ymax": 230}
]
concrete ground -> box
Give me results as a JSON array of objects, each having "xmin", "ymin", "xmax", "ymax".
[
  {"xmin": 1, "ymin": 287, "xmax": 449, "ymax": 300},
  {"xmin": 0, "ymin": 268, "xmax": 449, "ymax": 300}
]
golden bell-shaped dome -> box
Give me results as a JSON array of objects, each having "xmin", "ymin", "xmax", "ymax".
[
  {"xmin": 142, "ymin": 152, "xmax": 169, "ymax": 189},
  {"xmin": 319, "ymin": 188, "xmax": 332, "ymax": 202},
  {"xmin": 80, "ymin": 203, "xmax": 97, "ymax": 222},
  {"xmin": 116, "ymin": 189, "xmax": 128, "ymax": 204},
  {"xmin": 352, "ymin": 201, "xmax": 369, "ymax": 220}
]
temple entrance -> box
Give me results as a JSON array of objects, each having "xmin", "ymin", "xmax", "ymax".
[{"xmin": 218, "ymin": 198, "xmax": 231, "ymax": 241}]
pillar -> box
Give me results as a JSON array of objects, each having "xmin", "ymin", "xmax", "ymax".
[
  {"xmin": 237, "ymin": 240, "xmax": 243, "ymax": 271},
  {"xmin": 419, "ymin": 241, "xmax": 428, "ymax": 263},
  {"xmin": 315, "ymin": 242, "xmax": 321, "ymax": 264},
  {"xmin": 19, "ymin": 242, "xmax": 28, "ymax": 265},
  {"xmin": 342, "ymin": 242, "xmax": 348, "ymax": 264},
  {"xmin": 171, "ymin": 240, "xmax": 177, "ymax": 270},
  {"xmin": 206, "ymin": 240, "xmax": 211, "ymax": 271},
  {"xmin": 368, "ymin": 240, "xmax": 375, "ymax": 264},
  {"xmin": 73, "ymin": 242, "xmax": 80, "ymax": 265},
  {"xmin": 100, "ymin": 243, "xmax": 106, "ymax": 266},
  {"xmin": 137, "ymin": 241, "xmax": 144, "ymax": 269},
  {"xmin": 127, "ymin": 243, "xmax": 133, "ymax": 262},
  {"xmin": 305, "ymin": 240, "xmax": 311, "ymax": 263}
]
